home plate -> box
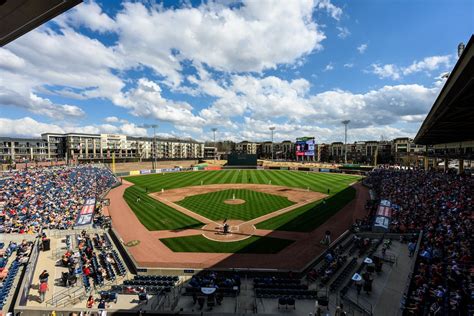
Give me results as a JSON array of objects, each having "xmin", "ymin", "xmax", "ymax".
[{"xmin": 201, "ymin": 219, "xmax": 256, "ymax": 242}]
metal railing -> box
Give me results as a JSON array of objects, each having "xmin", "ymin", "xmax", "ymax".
[{"xmin": 45, "ymin": 285, "xmax": 86, "ymax": 308}]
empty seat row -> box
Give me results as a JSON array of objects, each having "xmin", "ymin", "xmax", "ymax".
[
  {"xmin": 253, "ymin": 277, "xmax": 300, "ymax": 285},
  {"xmin": 254, "ymin": 283, "xmax": 308, "ymax": 290},
  {"xmin": 123, "ymin": 279, "xmax": 174, "ymax": 287},
  {"xmin": 184, "ymin": 286, "xmax": 238, "ymax": 297},
  {"xmin": 329, "ymin": 258, "xmax": 357, "ymax": 292},
  {"xmin": 110, "ymin": 284, "xmax": 169, "ymax": 294},
  {"xmin": 255, "ymin": 288, "xmax": 317, "ymax": 299},
  {"xmin": 134, "ymin": 274, "xmax": 178, "ymax": 282},
  {"xmin": 0, "ymin": 261, "xmax": 20, "ymax": 309},
  {"xmin": 111, "ymin": 250, "xmax": 127, "ymax": 276}
]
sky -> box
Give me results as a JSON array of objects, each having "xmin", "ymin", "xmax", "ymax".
[{"xmin": 0, "ymin": 0, "xmax": 472, "ymax": 143}]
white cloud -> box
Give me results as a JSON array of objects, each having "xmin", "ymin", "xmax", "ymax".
[
  {"xmin": 56, "ymin": 0, "xmax": 116, "ymax": 33},
  {"xmin": 323, "ymin": 62, "xmax": 334, "ymax": 71},
  {"xmin": 0, "ymin": 48, "xmax": 26, "ymax": 71},
  {"xmin": 336, "ymin": 26, "xmax": 350, "ymax": 39},
  {"xmin": 104, "ymin": 116, "xmax": 119, "ymax": 123},
  {"xmin": 370, "ymin": 55, "xmax": 452, "ymax": 80},
  {"xmin": 343, "ymin": 63, "xmax": 354, "ymax": 68},
  {"xmin": 0, "ymin": 117, "xmax": 147, "ymax": 138},
  {"xmin": 115, "ymin": 0, "xmax": 328, "ymax": 85},
  {"xmin": 117, "ymin": 78, "xmax": 205, "ymax": 128},
  {"xmin": 402, "ymin": 55, "xmax": 452, "ymax": 75},
  {"xmin": 0, "ymin": 87, "xmax": 85, "ymax": 119},
  {"xmin": 315, "ymin": 0, "xmax": 343, "ymax": 20},
  {"xmin": 357, "ymin": 43, "xmax": 368, "ymax": 54},
  {"xmin": 371, "ymin": 64, "xmax": 401, "ymax": 80}
]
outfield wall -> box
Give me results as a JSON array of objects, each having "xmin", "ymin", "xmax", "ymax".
[{"xmin": 115, "ymin": 165, "xmax": 368, "ymax": 177}]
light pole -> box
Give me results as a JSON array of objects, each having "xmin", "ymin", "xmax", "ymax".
[
  {"xmin": 342, "ymin": 120, "xmax": 350, "ymax": 164},
  {"xmin": 211, "ymin": 128, "xmax": 217, "ymax": 161},
  {"xmin": 269, "ymin": 127, "xmax": 275, "ymax": 161},
  {"xmin": 143, "ymin": 124, "xmax": 158, "ymax": 169}
]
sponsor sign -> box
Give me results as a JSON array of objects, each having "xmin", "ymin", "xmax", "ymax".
[
  {"xmin": 204, "ymin": 166, "xmax": 222, "ymax": 171},
  {"xmin": 129, "ymin": 170, "xmax": 140, "ymax": 176},
  {"xmin": 140, "ymin": 169, "xmax": 151, "ymax": 174},
  {"xmin": 75, "ymin": 197, "xmax": 96, "ymax": 226}
]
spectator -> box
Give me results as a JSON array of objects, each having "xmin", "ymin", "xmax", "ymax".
[
  {"xmin": 86, "ymin": 295, "xmax": 94, "ymax": 308},
  {"xmin": 39, "ymin": 270, "xmax": 49, "ymax": 283},
  {"xmin": 0, "ymin": 165, "xmax": 116, "ymax": 233},
  {"xmin": 39, "ymin": 280, "xmax": 48, "ymax": 303}
]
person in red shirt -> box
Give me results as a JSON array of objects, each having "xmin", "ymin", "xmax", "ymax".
[{"xmin": 39, "ymin": 281, "xmax": 48, "ymax": 303}]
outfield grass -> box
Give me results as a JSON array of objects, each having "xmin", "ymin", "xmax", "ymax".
[
  {"xmin": 123, "ymin": 170, "xmax": 361, "ymax": 232},
  {"xmin": 125, "ymin": 170, "xmax": 358, "ymax": 193},
  {"xmin": 177, "ymin": 189, "xmax": 294, "ymax": 221},
  {"xmin": 123, "ymin": 185, "xmax": 202, "ymax": 231},
  {"xmin": 255, "ymin": 186, "xmax": 356, "ymax": 232},
  {"xmin": 160, "ymin": 235, "xmax": 294, "ymax": 253}
]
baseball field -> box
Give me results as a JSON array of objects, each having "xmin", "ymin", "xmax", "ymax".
[{"xmin": 123, "ymin": 170, "xmax": 361, "ymax": 254}]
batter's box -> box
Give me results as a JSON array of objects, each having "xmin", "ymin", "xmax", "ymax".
[{"xmin": 230, "ymin": 226, "xmax": 239, "ymax": 232}]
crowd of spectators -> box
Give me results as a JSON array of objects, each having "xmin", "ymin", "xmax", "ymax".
[
  {"xmin": 365, "ymin": 168, "xmax": 473, "ymax": 315},
  {"xmin": 0, "ymin": 165, "xmax": 117, "ymax": 233}
]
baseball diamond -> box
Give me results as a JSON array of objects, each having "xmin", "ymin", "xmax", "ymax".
[{"xmin": 123, "ymin": 170, "xmax": 361, "ymax": 252}]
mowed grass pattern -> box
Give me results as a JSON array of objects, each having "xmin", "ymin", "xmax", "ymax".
[
  {"xmin": 256, "ymin": 186, "xmax": 356, "ymax": 232},
  {"xmin": 124, "ymin": 170, "xmax": 361, "ymax": 231},
  {"xmin": 125, "ymin": 170, "xmax": 358, "ymax": 193},
  {"xmin": 160, "ymin": 235, "xmax": 294, "ymax": 253},
  {"xmin": 123, "ymin": 185, "xmax": 202, "ymax": 231},
  {"xmin": 177, "ymin": 189, "xmax": 294, "ymax": 221}
]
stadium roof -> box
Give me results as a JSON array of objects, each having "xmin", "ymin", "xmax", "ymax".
[
  {"xmin": 415, "ymin": 35, "xmax": 474, "ymax": 145},
  {"xmin": 0, "ymin": 0, "xmax": 82, "ymax": 47}
]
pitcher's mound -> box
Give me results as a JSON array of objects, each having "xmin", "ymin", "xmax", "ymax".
[
  {"xmin": 224, "ymin": 199, "xmax": 246, "ymax": 205},
  {"xmin": 202, "ymin": 219, "xmax": 255, "ymax": 242}
]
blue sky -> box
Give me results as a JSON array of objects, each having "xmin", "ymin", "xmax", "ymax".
[{"xmin": 0, "ymin": 0, "xmax": 472, "ymax": 143}]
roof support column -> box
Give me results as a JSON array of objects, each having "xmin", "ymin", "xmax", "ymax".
[{"xmin": 458, "ymin": 159, "xmax": 464, "ymax": 174}]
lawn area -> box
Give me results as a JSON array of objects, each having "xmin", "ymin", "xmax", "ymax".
[
  {"xmin": 160, "ymin": 235, "xmax": 294, "ymax": 253},
  {"xmin": 123, "ymin": 185, "xmax": 202, "ymax": 231},
  {"xmin": 123, "ymin": 170, "xmax": 361, "ymax": 232},
  {"xmin": 125, "ymin": 170, "xmax": 359, "ymax": 194},
  {"xmin": 256, "ymin": 186, "xmax": 356, "ymax": 232},
  {"xmin": 176, "ymin": 189, "xmax": 295, "ymax": 221}
]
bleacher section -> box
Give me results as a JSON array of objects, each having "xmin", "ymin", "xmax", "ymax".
[
  {"xmin": 111, "ymin": 275, "xmax": 179, "ymax": 295},
  {"xmin": 254, "ymin": 278, "xmax": 317, "ymax": 300}
]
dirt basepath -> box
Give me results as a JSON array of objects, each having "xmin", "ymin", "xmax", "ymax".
[
  {"xmin": 150, "ymin": 184, "xmax": 325, "ymax": 203},
  {"xmin": 151, "ymin": 184, "xmax": 325, "ymax": 241},
  {"xmin": 107, "ymin": 180, "xmax": 369, "ymax": 270}
]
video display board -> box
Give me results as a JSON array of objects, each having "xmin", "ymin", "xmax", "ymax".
[{"xmin": 296, "ymin": 137, "xmax": 315, "ymax": 156}]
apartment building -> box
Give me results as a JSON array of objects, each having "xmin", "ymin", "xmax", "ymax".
[
  {"xmin": 235, "ymin": 141, "xmax": 260, "ymax": 155},
  {"xmin": 0, "ymin": 133, "xmax": 204, "ymax": 162},
  {"xmin": 0, "ymin": 138, "xmax": 49, "ymax": 162}
]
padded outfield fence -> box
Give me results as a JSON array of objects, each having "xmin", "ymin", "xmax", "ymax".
[{"xmin": 114, "ymin": 165, "xmax": 370, "ymax": 177}]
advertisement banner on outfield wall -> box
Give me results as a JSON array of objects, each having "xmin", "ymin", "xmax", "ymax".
[
  {"xmin": 280, "ymin": 167, "xmax": 289, "ymax": 170},
  {"xmin": 257, "ymin": 166, "xmax": 264, "ymax": 170},
  {"xmin": 204, "ymin": 166, "xmax": 222, "ymax": 171},
  {"xmin": 140, "ymin": 169, "xmax": 151, "ymax": 175},
  {"xmin": 193, "ymin": 167, "xmax": 199, "ymax": 171},
  {"xmin": 319, "ymin": 168, "xmax": 330, "ymax": 172},
  {"xmin": 154, "ymin": 169, "xmax": 162, "ymax": 173},
  {"xmin": 129, "ymin": 170, "xmax": 140, "ymax": 176},
  {"xmin": 161, "ymin": 168, "xmax": 181, "ymax": 173}
]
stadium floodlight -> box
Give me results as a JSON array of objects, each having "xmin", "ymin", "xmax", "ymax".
[
  {"xmin": 269, "ymin": 127, "xmax": 276, "ymax": 161},
  {"xmin": 341, "ymin": 120, "xmax": 350, "ymax": 164},
  {"xmin": 211, "ymin": 128, "xmax": 218, "ymax": 160},
  {"xmin": 142, "ymin": 124, "xmax": 158, "ymax": 169}
]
